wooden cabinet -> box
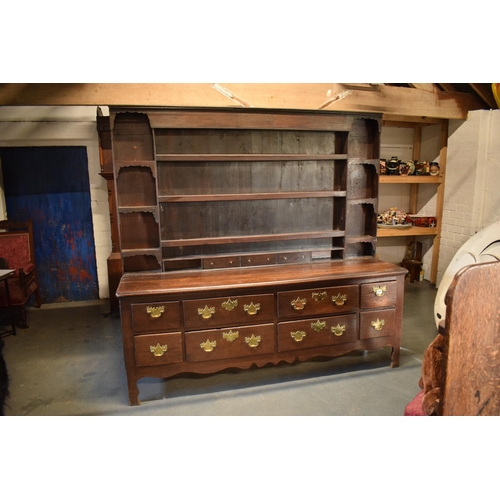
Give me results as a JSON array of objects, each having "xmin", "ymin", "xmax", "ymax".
[{"xmin": 111, "ymin": 107, "xmax": 407, "ymax": 405}]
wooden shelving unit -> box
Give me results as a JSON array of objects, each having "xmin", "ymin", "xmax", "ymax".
[{"xmin": 378, "ymin": 119, "xmax": 448, "ymax": 285}]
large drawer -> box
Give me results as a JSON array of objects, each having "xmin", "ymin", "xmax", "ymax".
[
  {"xmin": 360, "ymin": 281, "xmax": 397, "ymax": 309},
  {"xmin": 183, "ymin": 293, "xmax": 275, "ymax": 330},
  {"xmin": 131, "ymin": 300, "xmax": 181, "ymax": 334},
  {"xmin": 278, "ymin": 313, "xmax": 357, "ymax": 352},
  {"xmin": 359, "ymin": 308, "xmax": 397, "ymax": 339},
  {"xmin": 185, "ymin": 323, "xmax": 275, "ymax": 363},
  {"xmin": 134, "ymin": 332, "xmax": 183, "ymax": 367},
  {"xmin": 278, "ymin": 285, "xmax": 358, "ymax": 319}
]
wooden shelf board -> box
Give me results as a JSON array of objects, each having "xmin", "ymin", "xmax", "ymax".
[
  {"xmin": 379, "ymin": 176, "xmax": 442, "ymax": 184},
  {"xmin": 377, "ymin": 227, "xmax": 438, "ymax": 237},
  {"xmin": 158, "ymin": 191, "xmax": 346, "ymax": 203},
  {"xmin": 156, "ymin": 154, "xmax": 348, "ymax": 162},
  {"xmin": 161, "ymin": 231, "xmax": 345, "ymax": 247}
]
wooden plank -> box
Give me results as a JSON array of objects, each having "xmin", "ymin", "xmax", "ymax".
[
  {"xmin": 408, "ymin": 83, "xmax": 439, "ymax": 92},
  {"xmin": 158, "ymin": 191, "xmax": 345, "ymax": 203},
  {"xmin": 379, "ymin": 176, "xmax": 442, "ymax": 184},
  {"xmin": 469, "ymin": 83, "xmax": 497, "ymax": 109},
  {"xmin": 161, "ymin": 231, "xmax": 344, "ymax": 247},
  {"xmin": 155, "ymin": 154, "xmax": 347, "ymax": 162},
  {"xmin": 429, "ymin": 120, "xmax": 449, "ymax": 284},
  {"xmin": 0, "ymin": 83, "xmax": 484, "ymax": 120},
  {"xmin": 377, "ymin": 227, "xmax": 438, "ymax": 237}
]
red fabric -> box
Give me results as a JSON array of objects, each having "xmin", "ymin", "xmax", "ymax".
[
  {"xmin": 0, "ymin": 233, "xmax": 32, "ymax": 271},
  {"xmin": 0, "ymin": 278, "xmax": 37, "ymax": 306},
  {"xmin": 404, "ymin": 390, "xmax": 426, "ymax": 416}
]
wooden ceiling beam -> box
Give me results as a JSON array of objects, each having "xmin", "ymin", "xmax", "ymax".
[
  {"xmin": 469, "ymin": 83, "xmax": 498, "ymax": 109},
  {"xmin": 0, "ymin": 83, "xmax": 484, "ymax": 120}
]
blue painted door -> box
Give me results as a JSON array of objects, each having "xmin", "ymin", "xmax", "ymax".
[{"xmin": 0, "ymin": 146, "xmax": 99, "ymax": 303}]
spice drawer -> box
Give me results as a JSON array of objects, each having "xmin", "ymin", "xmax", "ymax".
[
  {"xmin": 131, "ymin": 301, "xmax": 181, "ymax": 333},
  {"xmin": 183, "ymin": 293, "xmax": 275, "ymax": 330},
  {"xmin": 134, "ymin": 332, "xmax": 183, "ymax": 367},
  {"xmin": 185, "ymin": 324, "xmax": 275, "ymax": 363},
  {"xmin": 360, "ymin": 281, "xmax": 397, "ymax": 309},
  {"xmin": 278, "ymin": 285, "xmax": 358, "ymax": 319},
  {"xmin": 359, "ymin": 308, "xmax": 397, "ymax": 339},
  {"xmin": 278, "ymin": 313, "xmax": 357, "ymax": 352}
]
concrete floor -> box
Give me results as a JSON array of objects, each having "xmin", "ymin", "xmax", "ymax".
[{"xmin": 1, "ymin": 279, "xmax": 438, "ymax": 416}]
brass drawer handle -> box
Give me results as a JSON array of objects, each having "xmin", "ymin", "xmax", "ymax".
[
  {"xmin": 200, "ymin": 339, "xmax": 217, "ymax": 352},
  {"xmin": 147, "ymin": 306, "xmax": 165, "ymax": 318},
  {"xmin": 373, "ymin": 286, "xmax": 386, "ymax": 297},
  {"xmin": 371, "ymin": 318, "xmax": 385, "ymax": 331},
  {"xmin": 245, "ymin": 334, "xmax": 261, "ymax": 348},
  {"xmin": 222, "ymin": 330, "xmax": 239, "ymax": 342},
  {"xmin": 221, "ymin": 298, "xmax": 238, "ymax": 311},
  {"xmin": 332, "ymin": 293, "xmax": 347, "ymax": 306},
  {"xmin": 291, "ymin": 330, "xmax": 306, "ymax": 342},
  {"xmin": 331, "ymin": 324, "xmax": 346, "ymax": 336},
  {"xmin": 244, "ymin": 302, "xmax": 260, "ymax": 315},
  {"xmin": 150, "ymin": 343, "xmax": 168, "ymax": 356},
  {"xmin": 198, "ymin": 305, "xmax": 216, "ymax": 319},
  {"xmin": 291, "ymin": 297, "xmax": 307, "ymax": 310},
  {"xmin": 311, "ymin": 320, "xmax": 326, "ymax": 332},
  {"xmin": 312, "ymin": 291, "xmax": 327, "ymax": 302}
]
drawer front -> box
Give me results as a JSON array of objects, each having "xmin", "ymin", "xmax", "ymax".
[
  {"xmin": 185, "ymin": 324, "xmax": 275, "ymax": 363},
  {"xmin": 134, "ymin": 332, "xmax": 183, "ymax": 367},
  {"xmin": 278, "ymin": 313, "xmax": 357, "ymax": 352},
  {"xmin": 131, "ymin": 301, "xmax": 181, "ymax": 333},
  {"xmin": 360, "ymin": 281, "xmax": 397, "ymax": 309},
  {"xmin": 359, "ymin": 309, "xmax": 397, "ymax": 339},
  {"xmin": 183, "ymin": 293, "xmax": 275, "ymax": 330},
  {"xmin": 278, "ymin": 285, "xmax": 358, "ymax": 319}
]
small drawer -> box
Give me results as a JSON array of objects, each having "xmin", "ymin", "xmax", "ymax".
[
  {"xmin": 278, "ymin": 313, "xmax": 357, "ymax": 352},
  {"xmin": 131, "ymin": 301, "xmax": 181, "ymax": 333},
  {"xmin": 360, "ymin": 281, "xmax": 397, "ymax": 309},
  {"xmin": 203, "ymin": 256, "xmax": 241, "ymax": 269},
  {"xmin": 277, "ymin": 252, "xmax": 311, "ymax": 265},
  {"xmin": 134, "ymin": 332, "xmax": 183, "ymax": 367},
  {"xmin": 359, "ymin": 308, "xmax": 397, "ymax": 339},
  {"xmin": 183, "ymin": 293, "xmax": 275, "ymax": 330},
  {"xmin": 278, "ymin": 285, "xmax": 358, "ymax": 319},
  {"xmin": 241, "ymin": 253, "xmax": 277, "ymax": 267},
  {"xmin": 185, "ymin": 324, "xmax": 275, "ymax": 363}
]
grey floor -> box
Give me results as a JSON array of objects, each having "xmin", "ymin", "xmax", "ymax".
[{"xmin": 2, "ymin": 279, "xmax": 438, "ymax": 416}]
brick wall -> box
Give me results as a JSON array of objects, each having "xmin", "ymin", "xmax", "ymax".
[{"xmin": 437, "ymin": 109, "xmax": 500, "ymax": 285}]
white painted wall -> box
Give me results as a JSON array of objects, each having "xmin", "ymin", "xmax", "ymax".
[
  {"xmin": 437, "ymin": 109, "xmax": 500, "ymax": 285},
  {"xmin": 0, "ymin": 106, "xmax": 112, "ymax": 298}
]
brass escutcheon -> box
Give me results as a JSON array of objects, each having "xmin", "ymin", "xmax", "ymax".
[
  {"xmin": 200, "ymin": 339, "xmax": 217, "ymax": 352},
  {"xmin": 147, "ymin": 306, "xmax": 165, "ymax": 318},
  {"xmin": 150, "ymin": 343, "xmax": 168, "ymax": 356},
  {"xmin": 222, "ymin": 330, "xmax": 239, "ymax": 342},
  {"xmin": 221, "ymin": 298, "xmax": 238, "ymax": 312},
  {"xmin": 332, "ymin": 293, "xmax": 347, "ymax": 306},
  {"xmin": 312, "ymin": 291, "xmax": 327, "ymax": 302},
  {"xmin": 331, "ymin": 324, "xmax": 346, "ymax": 336},
  {"xmin": 244, "ymin": 302, "xmax": 260, "ymax": 315},
  {"xmin": 373, "ymin": 285, "xmax": 386, "ymax": 297},
  {"xmin": 245, "ymin": 334, "xmax": 261, "ymax": 348},
  {"xmin": 291, "ymin": 330, "xmax": 306, "ymax": 342},
  {"xmin": 371, "ymin": 318, "xmax": 385, "ymax": 331},
  {"xmin": 311, "ymin": 320, "xmax": 326, "ymax": 332},
  {"xmin": 291, "ymin": 297, "xmax": 307, "ymax": 310},
  {"xmin": 198, "ymin": 305, "xmax": 216, "ymax": 319}
]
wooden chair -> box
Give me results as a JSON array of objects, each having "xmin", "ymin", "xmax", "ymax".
[
  {"xmin": 0, "ymin": 220, "xmax": 42, "ymax": 328},
  {"xmin": 405, "ymin": 259, "xmax": 500, "ymax": 416}
]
